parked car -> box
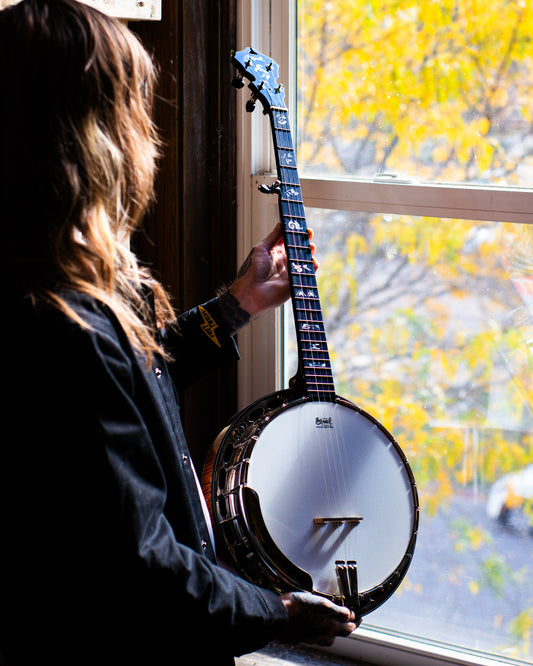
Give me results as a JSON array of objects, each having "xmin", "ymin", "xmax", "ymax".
[{"xmin": 487, "ymin": 464, "xmax": 533, "ymax": 535}]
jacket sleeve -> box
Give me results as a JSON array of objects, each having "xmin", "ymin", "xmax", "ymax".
[
  {"xmin": 83, "ymin": 308, "xmax": 288, "ymax": 659},
  {"xmin": 2, "ymin": 297, "xmax": 287, "ymax": 666},
  {"xmin": 164, "ymin": 298, "xmax": 240, "ymax": 391}
]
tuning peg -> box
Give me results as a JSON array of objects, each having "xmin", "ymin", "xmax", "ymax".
[
  {"xmin": 246, "ymin": 96, "xmax": 257, "ymax": 112},
  {"xmin": 258, "ymin": 180, "xmax": 281, "ymax": 195},
  {"xmin": 232, "ymin": 75, "xmax": 245, "ymax": 89}
]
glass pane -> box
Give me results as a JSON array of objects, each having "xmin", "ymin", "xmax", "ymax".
[
  {"xmin": 283, "ymin": 211, "xmax": 533, "ymax": 663},
  {"xmin": 296, "ymin": 0, "xmax": 533, "ymax": 187}
]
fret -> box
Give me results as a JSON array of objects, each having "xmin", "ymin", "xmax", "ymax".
[
  {"xmin": 274, "ymin": 131, "xmax": 293, "ymax": 151},
  {"xmin": 294, "ymin": 291, "xmax": 320, "ymax": 301},
  {"xmin": 298, "ymin": 321, "xmax": 325, "ymax": 330},
  {"xmin": 302, "ymin": 353, "xmax": 329, "ymax": 359},
  {"xmin": 301, "ymin": 349, "xmax": 329, "ymax": 359},
  {"xmin": 302, "ymin": 348, "xmax": 330, "ymax": 356},
  {"xmin": 285, "ymin": 241, "xmax": 311, "ymax": 250},
  {"xmin": 298, "ymin": 320, "xmax": 325, "ymax": 330},
  {"xmin": 298, "ymin": 323, "xmax": 325, "ymax": 334},
  {"xmin": 283, "ymin": 213, "xmax": 306, "ymax": 229},
  {"xmin": 281, "ymin": 188, "xmax": 302, "ymax": 203},
  {"xmin": 295, "ymin": 309, "xmax": 323, "ymax": 321},
  {"xmin": 279, "ymin": 167, "xmax": 299, "ymax": 185},
  {"xmin": 305, "ymin": 383, "xmax": 336, "ymax": 393},
  {"xmin": 291, "ymin": 267, "xmax": 317, "ymax": 275},
  {"xmin": 303, "ymin": 357, "xmax": 331, "ymax": 365},
  {"xmin": 287, "ymin": 250, "xmax": 313, "ymax": 264},
  {"xmin": 279, "ymin": 159, "xmax": 297, "ymax": 173},
  {"xmin": 300, "ymin": 340, "xmax": 329, "ymax": 349},
  {"xmin": 284, "ymin": 229, "xmax": 308, "ymax": 237},
  {"xmin": 289, "ymin": 257, "xmax": 314, "ymax": 266},
  {"xmin": 304, "ymin": 364, "xmax": 332, "ymax": 373},
  {"xmin": 281, "ymin": 197, "xmax": 304, "ymax": 209},
  {"xmin": 279, "ymin": 177, "xmax": 300, "ymax": 188},
  {"xmin": 290, "ymin": 267, "xmax": 315, "ymax": 279},
  {"xmin": 304, "ymin": 364, "xmax": 333, "ymax": 374},
  {"xmin": 282, "ymin": 206, "xmax": 305, "ymax": 220},
  {"xmin": 299, "ymin": 328, "xmax": 327, "ymax": 337},
  {"xmin": 288, "ymin": 248, "xmax": 313, "ymax": 257},
  {"xmin": 296, "ymin": 308, "xmax": 323, "ymax": 318},
  {"xmin": 302, "ymin": 342, "xmax": 327, "ymax": 351},
  {"xmin": 278, "ymin": 150, "xmax": 297, "ymax": 168},
  {"xmin": 293, "ymin": 299, "xmax": 319, "ymax": 310},
  {"xmin": 296, "ymin": 301, "xmax": 322, "ymax": 310},
  {"xmin": 305, "ymin": 369, "xmax": 334, "ymax": 378},
  {"xmin": 292, "ymin": 279, "xmax": 318, "ymax": 292},
  {"xmin": 284, "ymin": 219, "xmax": 307, "ymax": 234},
  {"xmin": 293, "ymin": 292, "xmax": 320, "ymax": 303},
  {"xmin": 291, "ymin": 271, "xmax": 317, "ymax": 281}
]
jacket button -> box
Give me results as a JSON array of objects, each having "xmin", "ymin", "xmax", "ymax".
[
  {"xmin": 154, "ymin": 367, "xmax": 162, "ymax": 378},
  {"xmin": 182, "ymin": 454, "xmax": 189, "ymax": 463},
  {"xmin": 201, "ymin": 540, "xmax": 208, "ymax": 549}
]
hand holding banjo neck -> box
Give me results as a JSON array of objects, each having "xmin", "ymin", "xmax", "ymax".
[{"xmin": 202, "ymin": 47, "xmax": 419, "ymax": 616}]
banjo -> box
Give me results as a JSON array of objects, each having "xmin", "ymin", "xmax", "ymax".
[{"xmin": 202, "ymin": 47, "xmax": 419, "ymax": 616}]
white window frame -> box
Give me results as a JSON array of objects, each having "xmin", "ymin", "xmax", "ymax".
[
  {"xmin": 236, "ymin": 2, "xmax": 533, "ymax": 665},
  {"xmin": 78, "ymin": 0, "xmax": 161, "ymax": 21}
]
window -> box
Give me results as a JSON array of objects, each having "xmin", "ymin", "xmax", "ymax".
[{"xmin": 236, "ymin": 1, "xmax": 533, "ymax": 665}]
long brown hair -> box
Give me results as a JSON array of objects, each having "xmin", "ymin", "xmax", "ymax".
[{"xmin": 0, "ymin": 0, "xmax": 176, "ymax": 361}]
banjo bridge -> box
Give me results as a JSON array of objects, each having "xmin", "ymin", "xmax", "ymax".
[{"xmin": 313, "ymin": 516, "xmax": 363, "ymax": 526}]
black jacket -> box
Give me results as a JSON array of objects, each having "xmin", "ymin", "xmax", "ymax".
[{"xmin": 1, "ymin": 291, "xmax": 287, "ymax": 666}]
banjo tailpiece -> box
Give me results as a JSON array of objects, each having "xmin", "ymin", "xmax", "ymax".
[{"xmin": 335, "ymin": 561, "xmax": 360, "ymax": 610}]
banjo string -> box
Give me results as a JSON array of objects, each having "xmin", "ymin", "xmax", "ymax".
[
  {"xmin": 285, "ymin": 191, "xmax": 351, "ymax": 539},
  {"xmin": 279, "ymin": 110, "xmax": 354, "ymax": 567}
]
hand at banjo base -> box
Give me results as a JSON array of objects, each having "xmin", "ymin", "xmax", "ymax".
[
  {"xmin": 278, "ymin": 591, "xmax": 361, "ymax": 647},
  {"xmin": 217, "ymin": 223, "xmax": 318, "ymax": 335}
]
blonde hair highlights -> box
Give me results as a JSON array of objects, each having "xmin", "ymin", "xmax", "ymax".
[{"xmin": 0, "ymin": 0, "xmax": 176, "ymax": 362}]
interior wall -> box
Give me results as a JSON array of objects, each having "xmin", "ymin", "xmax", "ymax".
[{"xmin": 133, "ymin": 1, "xmax": 239, "ymax": 469}]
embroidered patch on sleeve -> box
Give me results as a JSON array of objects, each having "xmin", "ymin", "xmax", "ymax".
[{"xmin": 199, "ymin": 306, "xmax": 221, "ymax": 348}]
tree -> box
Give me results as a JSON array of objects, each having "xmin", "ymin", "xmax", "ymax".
[
  {"xmin": 297, "ymin": 0, "xmax": 533, "ymax": 184},
  {"xmin": 293, "ymin": 1, "xmax": 533, "ymax": 657}
]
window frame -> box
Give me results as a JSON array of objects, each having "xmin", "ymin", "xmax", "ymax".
[
  {"xmin": 79, "ymin": 0, "xmax": 161, "ymax": 21},
  {"xmin": 236, "ymin": 1, "xmax": 533, "ymax": 665}
]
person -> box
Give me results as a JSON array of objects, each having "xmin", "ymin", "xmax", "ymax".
[{"xmin": 0, "ymin": 1, "xmax": 359, "ymax": 664}]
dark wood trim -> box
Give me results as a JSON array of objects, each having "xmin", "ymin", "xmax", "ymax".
[{"xmin": 132, "ymin": 2, "xmax": 238, "ymax": 467}]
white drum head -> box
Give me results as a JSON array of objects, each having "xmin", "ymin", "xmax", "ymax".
[{"xmin": 246, "ymin": 400, "xmax": 416, "ymax": 597}]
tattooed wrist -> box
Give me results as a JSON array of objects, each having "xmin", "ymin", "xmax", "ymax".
[{"xmin": 217, "ymin": 289, "xmax": 250, "ymax": 336}]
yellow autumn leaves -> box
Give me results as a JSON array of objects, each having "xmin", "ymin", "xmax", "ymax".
[{"xmin": 297, "ymin": 0, "xmax": 533, "ymax": 183}]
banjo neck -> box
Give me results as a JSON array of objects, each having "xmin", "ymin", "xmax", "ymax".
[
  {"xmin": 268, "ymin": 107, "xmax": 336, "ymax": 401},
  {"xmin": 231, "ymin": 47, "xmax": 336, "ymax": 401}
]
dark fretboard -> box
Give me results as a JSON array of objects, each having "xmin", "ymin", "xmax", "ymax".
[{"xmin": 270, "ymin": 107, "xmax": 336, "ymax": 401}]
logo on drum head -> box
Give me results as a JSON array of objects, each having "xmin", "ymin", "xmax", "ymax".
[{"xmin": 315, "ymin": 417, "xmax": 333, "ymax": 429}]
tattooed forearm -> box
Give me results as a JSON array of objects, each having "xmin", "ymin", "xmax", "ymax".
[
  {"xmin": 217, "ymin": 289, "xmax": 250, "ymax": 336},
  {"xmin": 236, "ymin": 249, "xmax": 253, "ymax": 278}
]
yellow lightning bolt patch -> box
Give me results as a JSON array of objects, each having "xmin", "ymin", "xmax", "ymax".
[{"xmin": 199, "ymin": 306, "xmax": 221, "ymax": 348}]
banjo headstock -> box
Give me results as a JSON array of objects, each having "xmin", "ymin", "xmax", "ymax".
[{"xmin": 231, "ymin": 47, "xmax": 286, "ymax": 113}]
